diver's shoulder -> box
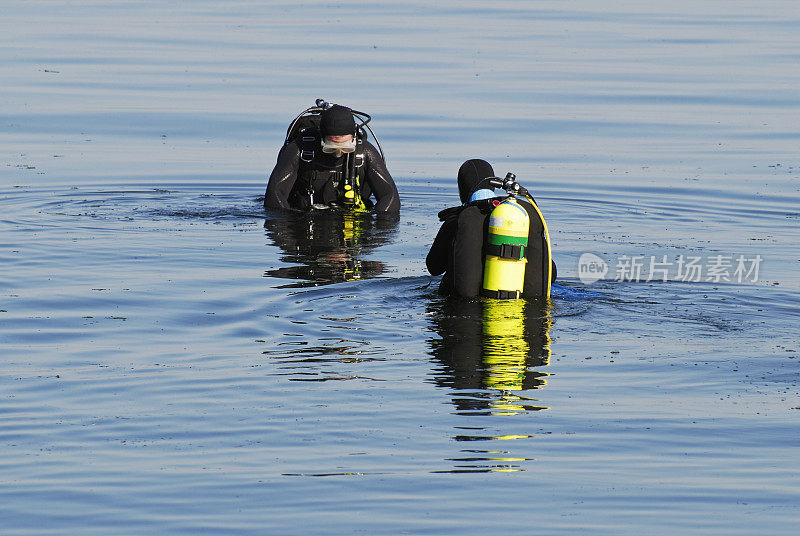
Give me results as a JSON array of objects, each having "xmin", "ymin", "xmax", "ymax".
[
  {"xmin": 361, "ymin": 140, "xmax": 382, "ymax": 158},
  {"xmin": 270, "ymin": 140, "xmax": 300, "ymax": 160}
]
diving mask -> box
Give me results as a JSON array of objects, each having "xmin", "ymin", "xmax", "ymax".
[{"xmin": 321, "ymin": 137, "xmax": 357, "ymax": 154}]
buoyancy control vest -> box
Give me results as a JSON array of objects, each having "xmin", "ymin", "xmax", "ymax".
[
  {"xmin": 283, "ymin": 116, "xmax": 365, "ymax": 210},
  {"xmin": 283, "ymin": 99, "xmax": 386, "ymax": 211},
  {"xmin": 436, "ymin": 188, "xmax": 554, "ymax": 299}
]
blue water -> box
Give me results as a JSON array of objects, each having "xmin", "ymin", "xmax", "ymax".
[{"xmin": 2, "ymin": 1, "xmax": 800, "ymax": 534}]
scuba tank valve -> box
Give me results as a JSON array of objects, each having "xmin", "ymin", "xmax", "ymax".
[{"xmin": 486, "ymin": 172, "xmax": 530, "ymax": 198}]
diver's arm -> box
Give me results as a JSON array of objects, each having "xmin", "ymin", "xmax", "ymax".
[
  {"xmin": 363, "ymin": 143, "xmax": 400, "ymax": 212},
  {"xmin": 426, "ymin": 218, "xmax": 457, "ymax": 276},
  {"xmin": 264, "ymin": 143, "xmax": 301, "ymax": 210}
]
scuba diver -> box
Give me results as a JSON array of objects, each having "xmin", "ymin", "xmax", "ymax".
[
  {"xmin": 264, "ymin": 99, "xmax": 400, "ymax": 213},
  {"xmin": 426, "ymin": 159, "xmax": 556, "ymax": 299}
]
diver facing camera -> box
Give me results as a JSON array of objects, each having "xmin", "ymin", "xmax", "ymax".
[
  {"xmin": 264, "ymin": 99, "xmax": 400, "ymax": 213},
  {"xmin": 426, "ymin": 159, "xmax": 556, "ymax": 299}
]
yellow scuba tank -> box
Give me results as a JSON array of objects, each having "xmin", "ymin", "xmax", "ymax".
[{"xmin": 482, "ymin": 197, "xmax": 530, "ymax": 299}]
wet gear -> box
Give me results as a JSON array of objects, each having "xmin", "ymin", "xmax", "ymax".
[
  {"xmin": 458, "ymin": 159, "xmax": 495, "ymax": 204},
  {"xmin": 426, "ymin": 160, "xmax": 555, "ymax": 299},
  {"xmin": 264, "ymin": 100, "xmax": 399, "ymax": 212}
]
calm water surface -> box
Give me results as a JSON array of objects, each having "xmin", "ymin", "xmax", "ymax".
[{"xmin": 2, "ymin": 1, "xmax": 799, "ymax": 534}]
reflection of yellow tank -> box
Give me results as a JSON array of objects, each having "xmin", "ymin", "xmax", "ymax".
[
  {"xmin": 482, "ymin": 299, "xmax": 529, "ymax": 391},
  {"xmin": 483, "ymin": 198, "xmax": 529, "ymax": 299},
  {"xmin": 339, "ymin": 212, "xmax": 363, "ymax": 280},
  {"xmin": 482, "ymin": 299, "xmax": 552, "ymax": 415}
]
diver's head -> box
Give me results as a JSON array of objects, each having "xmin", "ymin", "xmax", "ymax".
[
  {"xmin": 458, "ymin": 159, "xmax": 495, "ymax": 204},
  {"xmin": 320, "ymin": 104, "xmax": 357, "ymax": 157}
]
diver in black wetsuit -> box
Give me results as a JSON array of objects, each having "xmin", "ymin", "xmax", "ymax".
[
  {"xmin": 264, "ymin": 104, "xmax": 400, "ymax": 213},
  {"xmin": 426, "ymin": 159, "xmax": 556, "ymax": 298}
]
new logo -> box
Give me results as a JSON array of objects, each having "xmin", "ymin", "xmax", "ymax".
[{"xmin": 578, "ymin": 253, "xmax": 609, "ymax": 284}]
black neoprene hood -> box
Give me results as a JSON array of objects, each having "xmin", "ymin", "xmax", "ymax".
[
  {"xmin": 319, "ymin": 105, "xmax": 356, "ymax": 138},
  {"xmin": 457, "ymin": 159, "xmax": 495, "ymax": 204}
]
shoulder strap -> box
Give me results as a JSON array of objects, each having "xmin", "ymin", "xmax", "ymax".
[
  {"xmin": 353, "ymin": 131, "xmax": 366, "ymax": 169},
  {"xmin": 295, "ymin": 126, "xmax": 319, "ymax": 163},
  {"xmin": 437, "ymin": 205, "xmax": 464, "ymax": 222}
]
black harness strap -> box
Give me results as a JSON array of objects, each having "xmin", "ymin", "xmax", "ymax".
[
  {"xmin": 486, "ymin": 243, "xmax": 526, "ymax": 260},
  {"xmin": 481, "ymin": 289, "xmax": 522, "ymax": 299}
]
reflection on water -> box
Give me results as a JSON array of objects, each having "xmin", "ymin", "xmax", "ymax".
[
  {"xmin": 263, "ymin": 209, "xmax": 399, "ymax": 288},
  {"xmin": 481, "ymin": 300, "xmax": 551, "ymax": 388},
  {"xmin": 428, "ymin": 298, "xmax": 552, "ymax": 414},
  {"xmin": 427, "ymin": 297, "xmax": 552, "ymax": 472}
]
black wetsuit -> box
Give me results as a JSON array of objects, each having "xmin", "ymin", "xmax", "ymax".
[
  {"xmin": 264, "ymin": 140, "xmax": 400, "ymax": 212},
  {"xmin": 427, "ymin": 200, "xmax": 556, "ymax": 298}
]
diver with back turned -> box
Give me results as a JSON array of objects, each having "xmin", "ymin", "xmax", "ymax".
[
  {"xmin": 426, "ymin": 159, "xmax": 556, "ymax": 299},
  {"xmin": 264, "ymin": 100, "xmax": 400, "ymax": 212}
]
